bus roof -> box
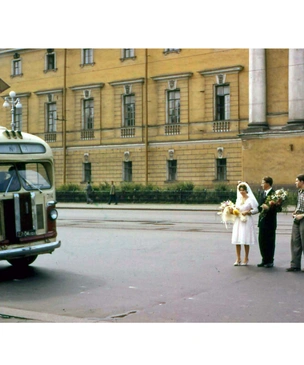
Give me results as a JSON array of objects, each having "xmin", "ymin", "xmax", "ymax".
[{"xmin": 0, "ymin": 126, "xmax": 53, "ymax": 157}]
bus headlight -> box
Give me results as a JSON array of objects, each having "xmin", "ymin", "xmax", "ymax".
[{"xmin": 49, "ymin": 208, "xmax": 58, "ymax": 221}]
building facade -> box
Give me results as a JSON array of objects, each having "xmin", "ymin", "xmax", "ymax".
[{"xmin": 0, "ymin": 48, "xmax": 303, "ymax": 190}]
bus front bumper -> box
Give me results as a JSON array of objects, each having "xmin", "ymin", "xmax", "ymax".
[{"xmin": 0, "ymin": 240, "xmax": 61, "ymax": 260}]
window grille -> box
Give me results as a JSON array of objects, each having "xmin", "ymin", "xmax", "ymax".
[
  {"xmin": 167, "ymin": 160, "xmax": 177, "ymax": 181},
  {"xmin": 216, "ymin": 85, "xmax": 230, "ymax": 121},
  {"xmin": 216, "ymin": 158, "xmax": 227, "ymax": 181},
  {"xmin": 123, "ymin": 161, "xmax": 132, "ymax": 182},
  {"xmin": 83, "ymin": 99, "xmax": 94, "ymax": 130},
  {"xmin": 123, "ymin": 94, "xmax": 135, "ymax": 127},
  {"xmin": 167, "ymin": 90, "xmax": 180, "ymax": 124},
  {"xmin": 47, "ymin": 103, "xmax": 57, "ymax": 132}
]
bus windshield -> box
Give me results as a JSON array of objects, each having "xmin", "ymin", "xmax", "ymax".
[{"xmin": 0, "ymin": 163, "xmax": 51, "ymax": 193}]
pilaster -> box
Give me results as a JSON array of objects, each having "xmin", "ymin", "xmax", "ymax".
[
  {"xmin": 244, "ymin": 49, "xmax": 268, "ymax": 132},
  {"xmin": 285, "ymin": 48, "xmax": 304, "ymax": 129}
]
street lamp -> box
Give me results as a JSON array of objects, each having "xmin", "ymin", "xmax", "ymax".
[{"xmin": 2, "ymin": 90, "xmax": 22, "ymax": 131}]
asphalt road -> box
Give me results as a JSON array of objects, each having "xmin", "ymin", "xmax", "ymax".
[{"xmin": 0, "ymin": 208, "xmax": 303, "ymax": 324}]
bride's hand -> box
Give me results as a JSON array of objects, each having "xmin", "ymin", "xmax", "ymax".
[{"xmin": 242, "ymin": 210, "xmax": 251, "ymax": 216}]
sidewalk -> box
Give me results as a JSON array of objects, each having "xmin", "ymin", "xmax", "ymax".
[{"xmin": 56, "ymin": 202, "xmax": 217, "ymax": 211}]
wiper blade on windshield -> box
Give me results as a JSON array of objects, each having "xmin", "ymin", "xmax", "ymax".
[{"xmin": 20, "ymin": 175, "xmax": 42, "ymax": 193}]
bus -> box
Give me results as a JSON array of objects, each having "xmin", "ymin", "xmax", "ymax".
[{"xmin": 0, "ymin": 126, "xmax": 61, "ymax": 268}]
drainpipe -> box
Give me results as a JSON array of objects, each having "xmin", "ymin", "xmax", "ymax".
[
  {"xmin": 63, "ymin": 48, "xmax": 67, "ymax": 184},
  {"xmin": 145, "ymin": 49, "xmax": 149, "ymax": 185}
]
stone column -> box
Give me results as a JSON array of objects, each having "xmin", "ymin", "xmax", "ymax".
[
  {"xmin": 287, "ymin": 49, "xmax": 304, "ymax": 126},
  {"xmin": 248, "ymin": 48, "xmax": 268, "ymax": 130}
]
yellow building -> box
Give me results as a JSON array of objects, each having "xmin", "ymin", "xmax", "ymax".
[{"xmin": 0, "ymin": 48, "xmax": 303, "ymax": 190}]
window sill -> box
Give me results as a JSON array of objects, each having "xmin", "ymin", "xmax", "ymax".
[
  {"xmin": 10, "ymin": 73, "xmax": 23, "ymax": 78},
  {"xmin": 43, "ymin": 68, "xmax": 58, "ymax": 73},
  {"xmin": 163, "ymin": 49, "xmax": 181, "ymax": 55},
  {"xmin": 120, "ymin": 56, "xmax": 136, "ymax": 62},
  {"xmin": 80, "ymin": 62, "xmax": 95, "ymax": 68}
]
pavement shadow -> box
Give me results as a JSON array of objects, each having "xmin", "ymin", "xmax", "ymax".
[
  {"xmin": 0, "ymin": 264, "xmax": 38, "ymax": 282},
  {"xmin": 0, "ymin": 262, "xmax": 106, "ymax": 303}
]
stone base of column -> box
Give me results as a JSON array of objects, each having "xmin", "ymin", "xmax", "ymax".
[
  {"xmin": 283, "ymin": 121, "xmax": 304, "ymax": 130},
  {"xmin": 241, "ymin": 123, "xmax": 269, "ymax": 133}
]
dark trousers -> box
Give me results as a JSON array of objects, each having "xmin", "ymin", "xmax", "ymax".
[
  {"xmin": 258, "ymin": 226, "xmax": 276, "ymax": 264},
  {"xmin": 108, "ymin": 194, "xmax": 117, "ymax": 204}
]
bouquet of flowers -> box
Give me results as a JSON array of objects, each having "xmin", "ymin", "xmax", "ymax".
[
  {"xmin": 218, "ymin": 200, "xmax": 247, "ymax": 227},
  {"xmin": 261, "ymin": 188, "xmax": 288, "ymax": 217}
]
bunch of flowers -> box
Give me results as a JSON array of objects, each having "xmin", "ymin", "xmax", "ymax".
[
  {"xmin": 261, "ymin": 188, "xmax": 288, "ymax": 216},
  {"xmin": 218, "ymin": 200, "xmax": 247, "ymax": 227}
]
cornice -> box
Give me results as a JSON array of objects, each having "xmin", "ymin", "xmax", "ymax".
[
  {"xmin": 109, "ymin": 78, "xmax": 145, "ymax": 86},
  {"xmin": 34, "ymin": 88, "xmax": 63, "ymax": 95},
  {"xmin": 151, "ymin": 72, "xmax": 193, "ymax": 81},
  {"xmin": 0, "ymin": 48, "xmax": 36, "ymax": 56},
  {"xmin": 1, "ymin": 92, "xmax": 31, "ymax": 99},
  {"xmin": 198, "ymin": 65, "xmax": 244, "ymax": 76},
  {"xmin": 70, "ymin": 83, "xmax": 104, "ymax": 91},
  {"xmin": 55, "ymin": 138, "xmax": 241, "ymax": 153}
]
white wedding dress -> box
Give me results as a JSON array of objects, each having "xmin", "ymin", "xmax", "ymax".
[{"xmin": 231, "ymin": 197, "xmax": 258, "ymax": 245}]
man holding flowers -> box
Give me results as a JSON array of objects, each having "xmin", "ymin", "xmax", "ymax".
[{"xmin": 257, "ymin": 176, "xmax": 282, "ymax": 268}]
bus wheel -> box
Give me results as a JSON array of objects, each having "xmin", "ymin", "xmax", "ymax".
[{"xmin": 7, "ymin": 255, "xmax": 38, "ymax": 268}]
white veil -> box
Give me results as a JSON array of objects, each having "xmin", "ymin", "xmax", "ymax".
[{"xmin": 236, "ymin": 182, "xmax": 259, "ymax": 209}]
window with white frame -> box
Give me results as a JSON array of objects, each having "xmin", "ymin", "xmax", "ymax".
[
  {"xmin": 215, "ymin": 85, "xmax": 230, "ymax": 121},
  {"xmin": 167, "ymin": 90, "xmax": 180, "ymax": 124},
  {"xmin": 122, "ymin": 49, "xmax": 135, "ymax": 59},
  {"xmin": 83, "ymin": 99, "xmax": 94, "ymax": 129},
  {"xmin": 123, "ymin": 161, "xmax": 132, "ymax": 182},
  {"xmin": 123, "ymin": 94, "xmax": 135, "ymax": 126},
  {"xmin": 12, "ymin": 58, "xmax": 22, "ymax": 76},
  {"xmin": 83, "ymin": 162, "xmax": 91, "ymax": 182},
  {"xmin": 45, "ymin": 50, "xmax": 56, "ymax": 71},
  {"xmin": 82, "ymin": 49, "xmax": 94, "ymax": 65},
  {"xmin": 216, "ymin": 158, "xmax": 227, "ymax": 181},
  {"xmin": 167, "ymin": 160, "xmax": 177, "ymax": 181},
  {"xmin": 15, "ymin": 106, "xmax": 22, "ymax": 130},
  {"xmin": 46, "ymin": 102, "xmax": 57, "ymax": 132}
]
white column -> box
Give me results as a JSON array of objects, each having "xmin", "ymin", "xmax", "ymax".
[
  {"xmin": 288, "ymin": 49, "xmax": 304, "ymax": 124},
  {"xmin": 248, "ymin": 49, "xmax": 267, "ymax": 128}
]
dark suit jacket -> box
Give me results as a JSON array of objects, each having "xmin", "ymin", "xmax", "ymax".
[{"xmin": 258, "ymin": 188, "xmax": 282, "ymax": 229}]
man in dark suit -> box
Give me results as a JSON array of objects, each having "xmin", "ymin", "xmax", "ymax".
[
  {"xmin": 257, "ymin": 176, "xmax": 282, "ymax": 268},
  {"xmin": 286, "ymin": 174, "xmax": 304, "ymax": 272}
]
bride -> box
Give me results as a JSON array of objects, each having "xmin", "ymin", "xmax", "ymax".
[{"xmin": 231, "ymin": 182, "xmax": 259, "ymax": 266}]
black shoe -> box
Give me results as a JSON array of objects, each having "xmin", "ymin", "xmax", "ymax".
[
  {"xmin": 257, "ymin": 262, "xmax": 265, "ymax": 267},
  {"xmin": 264, "ymin": 263, "xmax": 274, "ymax": 268},
  {"xmin": 286, "ymin": 267, "xmax": 301, "ymax": 272}
]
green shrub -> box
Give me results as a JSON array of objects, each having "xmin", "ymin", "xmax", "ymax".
[
  {"xmin": 214, "ymin": 183, "xmax": 231, "ymax": 192},
  {"xmin": 96, "ymin": 182, "xmax": 111, "ymax": 191},
  {"xmin": 120, "ymin": 182, "xmax": 145, "ymax": 192},
  {"xmin": 193, "ymin": 185, "xmax": 207, "ymax": 192},
  {"xmin": 56, "ymin": 183, "xmax": 82, "ymax": 192},
  {"xmin": 166, "ymin": 181, "xmax": 194, "ymax": 191}
]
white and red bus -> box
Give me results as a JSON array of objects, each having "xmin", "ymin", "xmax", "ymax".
[{"xmin": 0, "ymin": 126, "xmax": 61, "ymax": 268}]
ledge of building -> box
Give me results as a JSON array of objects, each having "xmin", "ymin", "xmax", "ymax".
[
  {"xmin": 240, "ymin": 123, "xmax": 269, "ymax": 134},
  {"xmin": 282, "ymin": 121, "xmax": 304, "ymax": 130}
]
